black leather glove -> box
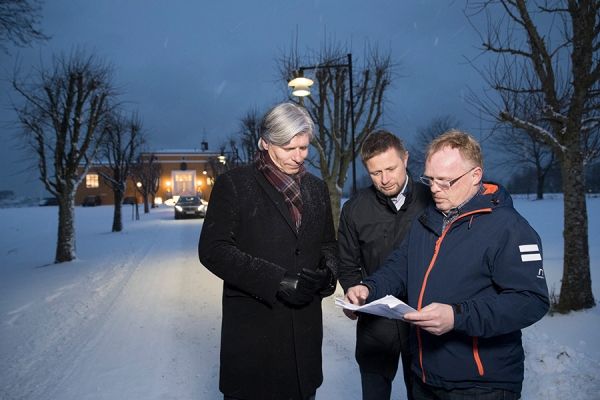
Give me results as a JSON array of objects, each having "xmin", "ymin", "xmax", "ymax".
[
  {"xmin": 300, "ymin": 265, "xmax": 333, "ymax": 292},
  {"xmin": 277, "ymin": 271, "xmax": 317, "ymax": 305}
]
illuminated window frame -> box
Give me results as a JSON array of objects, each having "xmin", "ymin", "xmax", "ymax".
[{"xmin": 86, "ymin": 173, "xmax": 99, "ymax": 188}]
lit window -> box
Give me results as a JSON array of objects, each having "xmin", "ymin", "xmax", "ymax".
[{"xmin": 86, "ymin": 173, "xmax": 99, "ymax": 188}]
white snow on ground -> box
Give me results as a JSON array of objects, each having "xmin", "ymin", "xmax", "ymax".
[{"xmin": 1, "ymin": 195, "xmax": 599, "ymax": 399}]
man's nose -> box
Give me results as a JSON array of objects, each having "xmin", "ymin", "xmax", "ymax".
[
  {"xmin": 381, "ymin": 171, "xmax": 390, "ymax": 184},
  {"xmin": 291, "ymin": 150, "xmax": 304, "ymax": 163},
  {"xmin": 429, "ymin": 180, "xmax": 442, "ymax": 192}
]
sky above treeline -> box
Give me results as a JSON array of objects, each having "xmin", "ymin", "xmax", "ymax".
[{"xmin": 0, "ymin": 0, "xmax": 499, "ymax": 197}]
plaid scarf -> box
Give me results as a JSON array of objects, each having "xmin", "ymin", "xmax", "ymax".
[{"xmin": 255, "ymin": 150, "xmax": 306, "ymax": 232}]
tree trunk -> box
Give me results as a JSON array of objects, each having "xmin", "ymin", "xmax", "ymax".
[
  {"xmin": 536, "ymin": 170, "xmax": 544, "ymax": 200},
  {"xmin": 324, "ymin": 178, "xmax": 342, "ymax": 236},
  {"xmin": 112, "ymin": 190, "xmax": 124, "ymax": 232},
  {"xmin": 557, "ymin": 152, "xmax": 595, "ymax": 312},
  {"xmin": 55, "ymin": 196, "xmax": 76, "ymax": 263}
]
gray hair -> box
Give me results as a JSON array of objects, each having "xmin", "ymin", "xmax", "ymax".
[{"xmin": 258, "ymin": 103, "xmax": 315, "ymax": 150}]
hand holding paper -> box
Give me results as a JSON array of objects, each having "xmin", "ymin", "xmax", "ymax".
[{"xmin": 335, "ymin": 295, "xmax": 417, "ymax": 320}]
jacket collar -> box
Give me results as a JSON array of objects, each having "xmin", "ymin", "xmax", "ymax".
[{"xmin": 418, "ymin": 182, "xmax": 510, "ymax": 235}]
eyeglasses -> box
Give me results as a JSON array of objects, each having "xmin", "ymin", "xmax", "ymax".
[{"xmin": 420, "ymin": 167, "xmax": 476, "ymax": 190}]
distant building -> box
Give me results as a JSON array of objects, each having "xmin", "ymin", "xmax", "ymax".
[{"xmin": 75, "ymin": 148, "xmax": 231, "ymax": 206}]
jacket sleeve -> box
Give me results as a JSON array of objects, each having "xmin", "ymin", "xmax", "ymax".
[
  {"xmin": 452, "ymin": 215, "xmax": 550, "ymax": 338},
  {"xmin": 337, "ymin": 200, "xmax": 363, "ymax": 292},
  {"xmin": 198, "ymin": 173, "xmax": 286, "ymax": 306},
  {"xmin": 362, "ymin": 233, "xmax": 410, "ymax": 302},
  {"xmin": 317, "ymin": 181, "xmax": 340, "ymax": 298}
]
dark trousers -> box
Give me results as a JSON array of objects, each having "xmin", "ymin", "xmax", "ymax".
[
  {"xmin": 412, "ymin": 376, "xmax": 521, "ymax": 400},
  {"xmin": 360, "ymin": 369, "xmax": 392, "ymax": 400},
  {"xmin": 357, "ymin": 315, "xmax": 414, "ymax": 400}
]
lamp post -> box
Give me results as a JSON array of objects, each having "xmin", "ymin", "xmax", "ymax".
[
  {"xmin": 288, "ymin": 53, "xmax": 356, "ymax": 195},
  {"xmin": 134, "ymin": 182, "xmax": 142, "ymax": 220}
]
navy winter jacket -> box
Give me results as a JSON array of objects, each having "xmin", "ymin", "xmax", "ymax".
[{"xmin": 362, "ymin": 183, "xmax": 549, "ymax": 394}]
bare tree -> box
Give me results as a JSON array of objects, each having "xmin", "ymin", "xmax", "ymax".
[
  {"xmin": 490, "ymin": 125, "xmax": 557, "ymax": 200},
  {"xmin": 237, "ymin": 106, "xmax": 262, "ymax": 162},
  {"xmin": 277, "ymin": 40, "xmax": 397, "ymax": 229},
  {"xmin": 0, "ymin": 0, "xmax": 50, "ymax": 53},
  {"xmin": 224, "ymin": 135, "xmax": 246, "ymax": 169},
  {"xmin": 465, "ymin": 0, "xmax": 599, "ymax": 311},
  {"xmin": 132, "ymin": 153, "xmax": 162, "ymax": 213},
  {"xmin": 98, "ymin": 110, "xmax": 146, "ymax": 232},
  {"xmin": 10, "ymin": 48, "xmax": 118, "ymax": 263},
  {"xmin": 409, "ymin": 115, "xmax": 461, "ymax": 173}
]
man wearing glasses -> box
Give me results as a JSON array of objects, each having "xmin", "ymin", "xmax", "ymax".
[
  {"xmin": 344, "ymin": 129, "xmax": 549, "ymax": 399},
  {"xmin": 338, "ymin": 130, "xmax": 430, "ymax": 400}
]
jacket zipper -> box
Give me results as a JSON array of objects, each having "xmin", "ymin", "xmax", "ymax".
[{"xmin": 416, "ymin": 208, "xmax": 491, "ymax": 383}]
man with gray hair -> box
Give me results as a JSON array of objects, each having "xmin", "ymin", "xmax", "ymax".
[{"xmin": 199, "ymin": 102, "xmax": 339, "ymax": 400}]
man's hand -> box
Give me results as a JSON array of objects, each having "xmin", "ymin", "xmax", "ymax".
[
  {"xmin": 300, "ymin": 266, "xmax": 333, "ymax": 291},
  {"xmin": 342, "ymin": 308, "xmax": 358, "ymax": 320},
  {"xmin": 277, "ymin": 272, "xmax": 316, "ymax": 305},
  {"xmin": 403, "ymin": 302, "xmax": 454, "ymax": 336},
  {"xmin": 341, "ymin": 285, "xmax": 370, "ymax": 320}
]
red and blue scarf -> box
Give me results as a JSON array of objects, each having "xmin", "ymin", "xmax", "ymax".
[{"xmin": 255, "ymin": 150, "xmax": 306, "ymax": 232}]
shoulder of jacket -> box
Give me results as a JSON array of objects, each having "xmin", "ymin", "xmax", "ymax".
[
  {"xmin": 409, "ymin": 179, "xmax": 432, "ymax": 200},
  {"xmin": 343, "ymin": 186, "xmax": 377, "ymax": 206},
  {"xmin": 215, "ymin": 165, "xmax": 257, "ymax": 188},
  {"xmin": 224, "ymin": 164, "xmax": 254, "ymax": 176},
  {"xmin": 300, "ymin": 172, "xmax": 329, "ymax": 192}
]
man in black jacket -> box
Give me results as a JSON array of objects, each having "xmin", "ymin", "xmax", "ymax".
[{"xmin": 338, "ymin": 130, "xmax": 430, "ymax": 400}]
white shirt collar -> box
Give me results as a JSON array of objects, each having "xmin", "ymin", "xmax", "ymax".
[{"xmin": 390, "ymin": 175, "xmax": 409, "ymax": 210}]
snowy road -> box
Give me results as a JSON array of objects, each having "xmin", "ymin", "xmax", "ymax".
[
  {"xmin": 1, "ymin": 207, "xmax": 223, "ymax": 399},
  {"xmin": 0, "ymin": 205, "xmax": 366, "ymax": 400}
]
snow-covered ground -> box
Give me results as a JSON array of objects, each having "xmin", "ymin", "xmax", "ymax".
[{"xmin": 1, "ymin": 195, "xmax": 599, "ymax": 399}]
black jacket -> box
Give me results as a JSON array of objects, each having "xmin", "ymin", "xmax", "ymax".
[
  {"xmin": 198, "ymin": 164, "xmax": 339, "ymax": 400},
  {"xmin": 337, "ymin": 173, "xmax": 430, "ymax": 381},
  {"xmin": 338, "ymin": 174, "xmax": 431, "ymax": 290}
]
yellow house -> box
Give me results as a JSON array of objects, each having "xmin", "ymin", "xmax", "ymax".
[{"xmin": 76, "ymin": 149, "xmax": 228, "ymax": 206}]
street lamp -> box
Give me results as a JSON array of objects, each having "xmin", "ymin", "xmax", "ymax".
[{"xmin": 288, "ymin": 53, "xmax": 356, "ymax": 195}]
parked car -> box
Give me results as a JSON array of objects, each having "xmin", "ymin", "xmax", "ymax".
[
  {"xmin": 82, "ymin": 196, "xmax": 102, "ymax": 207},
  {"xmin": 39, "ymin": 197, "xmax": 59, "ymax": 206},
  {"xmin": 174, "ymin": 196, "xmax": 207, "ymax": 219},
  {"xmin": 122, "ymin": 196, "xmax": 137, "ymax": 205}
]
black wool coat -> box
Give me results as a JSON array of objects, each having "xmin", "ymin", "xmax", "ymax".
[{"xmin": 198, "ymin": 164, "xmax": 339, "ymax": 400}]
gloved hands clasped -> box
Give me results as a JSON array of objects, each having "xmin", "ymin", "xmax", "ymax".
[{"xmin": 277, "ymin": 261, "xmax": 334, "ymax": 306}]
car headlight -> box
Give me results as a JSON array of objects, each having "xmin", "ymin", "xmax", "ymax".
[
  {"xmin": 197, "ymin": 205, "xmax": 204, "ymax": 211},
  {"xmin": 175, "ymin": 205, "xmax": 183, "ymax": 212}
]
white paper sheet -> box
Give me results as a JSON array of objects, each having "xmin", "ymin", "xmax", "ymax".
[{"xmin": 335, "ymin": 295, "xmax": 417, "ymax": 320}]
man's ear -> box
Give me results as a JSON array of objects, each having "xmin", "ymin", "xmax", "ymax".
[{"xmin": 473, "ymin": 166, "xmax": 483, "ymax": 185}]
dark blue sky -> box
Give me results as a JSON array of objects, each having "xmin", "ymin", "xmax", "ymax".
[{"xmin": 1, "ymin": 0, "xmax": 495, "ymax": 197}]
